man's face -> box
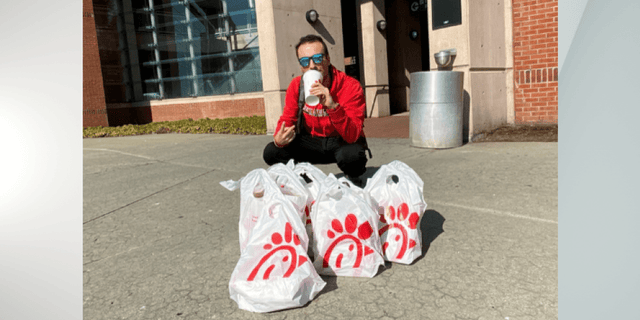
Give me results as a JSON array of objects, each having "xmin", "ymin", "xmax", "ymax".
[{"xmin": 297, "ymin": 41, "xmax": 330, "ymax": 79}]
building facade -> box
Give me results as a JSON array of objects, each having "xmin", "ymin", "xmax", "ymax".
[{"xmin": 83, "ymin": 0, "xmax": 558, "ymax": 138}]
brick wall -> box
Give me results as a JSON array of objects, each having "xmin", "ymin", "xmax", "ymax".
[
  {"xmin": 513, "ymin": 0, "xmax": 558, "ymax": 123},
  {"xmin": 105, "ymin": 98, "xmax": 266, "ymax": 126},
  {"xmin": 93, "ymin": 0, "xmax": 129, "ymax": 104},
  {"xmin": 147, "ymin": 98, "xmax": 266, "ymax": 122},
  {"xmin": 83, "ymin": 0, "xmax": 109, "ymax": 127}
]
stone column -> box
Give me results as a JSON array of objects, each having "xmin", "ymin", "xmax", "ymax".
[
  {"xmin": 255, "ymin": 0, "xmax": 284, "ymax": 134},
  {"xmin": 360, "ymin": 0, "xmax": 390, "ymax": 118},
  {"xmin": 427, "ymin": 0, "xmax": 512, "ymax": 139},
  {"xmin": 257, "ymin": 0, "xmax": 345, "ymax": 133}
]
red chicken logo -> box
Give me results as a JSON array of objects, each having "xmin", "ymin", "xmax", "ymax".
[
  {"xmin": 322, "ymin": 214, "xmax": 375, "ymax": 269},
  {"xmin": 247, "ymin": 222, "xmax": 308, "ymax": 281},
  {"xmin": 378, "ymin": 203, "xmax": 420, "ymax": 260}
]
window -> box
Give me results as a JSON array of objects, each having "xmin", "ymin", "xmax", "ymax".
[{"xmin": 119, "ymin": 0, "xmax": 262, "ymax": 100}]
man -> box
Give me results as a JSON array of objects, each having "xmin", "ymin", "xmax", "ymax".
[{"xmin": 263, "ymin": 34, "xmax": 370, "ymax": 185}]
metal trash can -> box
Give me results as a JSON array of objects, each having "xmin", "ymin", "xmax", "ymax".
[{"xmin": 409, "ymin": 71, "xmax": 464, "ymax": 148}]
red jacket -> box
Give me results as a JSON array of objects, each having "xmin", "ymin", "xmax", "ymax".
[{"xmin": 274, "ymin": 67, "xmax": 366, "ymax": 144}]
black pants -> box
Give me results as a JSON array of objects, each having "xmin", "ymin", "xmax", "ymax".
[{"xmin": 263, "ymin": 134, "xmax": 368, "ymax": 178}]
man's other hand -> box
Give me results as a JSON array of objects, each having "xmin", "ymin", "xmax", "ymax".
[{"xmin": 274, "ymin": 122, "xmax": 296, "ymax": 146}]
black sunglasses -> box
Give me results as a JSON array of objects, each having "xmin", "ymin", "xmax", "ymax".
[{"xmin": 298, "ymin": 53, "xmax": 324, "ymax": 67}]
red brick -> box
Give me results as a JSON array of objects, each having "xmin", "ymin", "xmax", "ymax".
[
  {"xmin": 537, "ymin": 27, "xmax": 555, "ymax": 34},
  {"xmin": 521, "ymin": 20, "xmax": 538, "ymax": 27},
  {"xmin": 532, "ymin": 101, "xmax": 548, "ymax": 107},
  {"xmin": 540, "ymin": 58, "xmax": 556, "ymax": 64},
  {"xmin": 530, "ymin": 33, "xmax": 549, "ymax": 41},
  {"xmin": 538, "ymin": 42, "xmax": 557, "ymax": 53},
  {"xmin": 83, "ymin": 0, "xmax": 108, "ymax": 127},
  {"xmin": 529, "ymin": 13, "xmax": 546, "ymax": 20},
  {"xmin": 539, "ymin": 85, "xmax": 556, "ymax": 92},
  {"xmin": 514, "ymin": 15, "xmax": 530, "ymax": 23},
  {"xmin": 536, "ymin": 7, "xmax": 556, "ymax": 15},
  {"xmin": 518, "ymin": 83, "xmax": 532, "ymax": 89},
  {"xmin": 530, "ymin": 92, "xmax": 551, "ymax": 98},
  {"xmin": 538, "ymin": 17, "xmax": 555, "ymax": 24}
]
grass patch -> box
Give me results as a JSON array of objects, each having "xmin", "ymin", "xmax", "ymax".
[{"xmin": 83, "ymin": 115, "xmax": 267, "ymax": 138}]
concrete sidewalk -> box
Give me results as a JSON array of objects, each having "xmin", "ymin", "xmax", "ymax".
[{"xmin": 83, "ymin": 134, "xmax": 557, "ymax": 320}]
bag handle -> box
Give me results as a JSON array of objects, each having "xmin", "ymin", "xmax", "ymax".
[{"xmin": 386, "ymin": 174, "xmax": 400, "ymax": 186}]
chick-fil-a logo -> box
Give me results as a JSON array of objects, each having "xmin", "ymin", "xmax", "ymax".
[
  {"xmin": 378, "ymin": 203, "xmax": 420, "ymax": 260},
  {"xmin": 322, "ymin": 214, "xmax": 375, "ymax": 269},
  {"xmin": 247, "ymin": 222, "xmax": 308, "ymax": 281}
]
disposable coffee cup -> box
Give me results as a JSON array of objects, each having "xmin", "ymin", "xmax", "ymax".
[{"xmin": 302, "ymin": 70, "xmax": 323, "ymax": 106}]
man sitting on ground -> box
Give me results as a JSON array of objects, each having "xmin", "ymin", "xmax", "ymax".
[{"xmin": 263, "ymin": 34, "xmax": 370, "ymax": 185}]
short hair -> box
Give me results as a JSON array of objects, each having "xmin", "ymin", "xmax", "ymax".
[{"xmin": 295, "ymin": 34, "xmax": 328, "ymax": 58}]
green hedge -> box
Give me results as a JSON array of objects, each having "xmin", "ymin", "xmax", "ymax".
[{"xmin": 83, "ymin": 116, "xmax": 267, "ymax": 138}]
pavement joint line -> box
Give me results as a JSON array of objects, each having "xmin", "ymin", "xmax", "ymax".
[
  {"xmin": 84, "ymin": 148, "xmax": 156, "ymax": 160},
  {"xmin": 83, "ymin": 168, "xmax": 216, "ymax": 225},
  {"xmin": 84, "ymin": 147, "xmax": 228, "ymax": 170},
  {"xmin": 429, "ymin": 200, "xmax": 558, "ymax": 224}
]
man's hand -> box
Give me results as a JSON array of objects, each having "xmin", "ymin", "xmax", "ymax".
[
  {"xmin": 310, "ymin": 81, "xmax": 338, "ymax": 109},
  {"xmin": 274, "ymin": 122, "xmax": 296, "ymax": 146}
]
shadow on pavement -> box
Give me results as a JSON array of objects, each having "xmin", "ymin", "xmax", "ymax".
[
  {"xmin": 361, "ymin": 166, "xmax": 381, "ymax": 182},
  {"xmin": 310, "ymin": 275, "xmax": 339, "ymax": 301},
  {"xmin": 335, "ymin": 166, "xmax": 381, "ymax": 188},
  {"xmin": 411, "ymin": 209, "xmax": 446, "ymax": 265}
]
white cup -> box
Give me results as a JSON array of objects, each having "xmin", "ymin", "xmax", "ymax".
[{"xmin": 302, "ymin": 70, "xmax": 323, "ymax": 106}]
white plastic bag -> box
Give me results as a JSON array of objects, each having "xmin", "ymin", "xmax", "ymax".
[
  {"xmin": 221, "ymin": 165, "xmax": 311, "ymax": 251},
  {"xmin": 364, "ymin": 160, "xmax": 427, "ymax": 264},
  {"xmin": 293, "ymin": 162, "xmax": 328, "ymax": 224},
  {"xmin": 311, "ymin": 174, "xmax": 385, "ymax": 277},
  {"xmin": 336, "ymin": 176, "xmax": 377, "ymax": 211},
  {"xmin": 292, "ymin": 162, "xmax": 328, "ymax": 202},
  {"xmin": 220, "ymin": 168, "xmax": 279, "ymax": 251},
  {"xmin": 225, "ymin": 170, "xmax": 325, "ymax": 313},
  {"xmin": 267, "ymin": 162, "xmax": 311, "ymax": 223},
  {"xmin": 292, "ymin": 162, "xmax": 329, "ymax": 256}
]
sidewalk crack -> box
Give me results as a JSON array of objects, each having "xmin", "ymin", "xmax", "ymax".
[{"xmin": 83, "ymin": 168, "xmax": 216, "ymax": 225}]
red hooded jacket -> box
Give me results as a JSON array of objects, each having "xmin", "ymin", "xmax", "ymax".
[{"xmin": 274, "ymin": 67, "xmax": 366, "ymax": 144}]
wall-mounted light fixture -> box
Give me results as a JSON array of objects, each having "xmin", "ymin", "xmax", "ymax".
[
  {"xmin": 376, "ymin": 20, "xmax": 387, "ymax": 32},
  {"xmin": 306, "ymin": 9, "xmax": 319, "ymax": 24},
  {"xmin": 409, "ymin": 30, "xmax": 419, "ymax": 40}
]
